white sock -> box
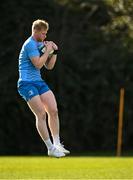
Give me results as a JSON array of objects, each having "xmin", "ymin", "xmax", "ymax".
[
  {"xmin": 44, "ymin": 139, "xmax": 53, "ymax": 150},
  {"xmin": 53, "ymin": 134, "xmax": 60, "ymax": 146}
]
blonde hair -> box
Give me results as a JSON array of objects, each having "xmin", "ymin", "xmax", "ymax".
[{"xmin": 32, "ymin": 19, "xmax": 49, "ymax": 32}]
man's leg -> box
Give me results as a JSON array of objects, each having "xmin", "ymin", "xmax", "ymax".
[
  {"xmin": 40, "ymin": 91, "xmax": 59, "ymax": 141},
  {"xmin": 27, "ymin": 95, "xmax": 65, "ymax": 157},
  {"xmin": 40, "ymin": 90, "xmax": 70, "ymax": 154},
  {"xmin": 27, "ymin": 95, "xmax": 52, "ymax": 146}
]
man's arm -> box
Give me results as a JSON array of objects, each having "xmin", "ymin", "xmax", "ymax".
[
  {"xmin": 31, "ymin": 42, "xmax": 53, "ymax": 69},
  {"xmin": 45, "ymin": 54, "xmax": 57, "ymax": 70},
  {"xmin": 31, "ymin": 51, "xmax": 49, "ymax": 69},
  {"xmin": 44, "ymin": 41, "xmax": 58, "ymax": 70}
]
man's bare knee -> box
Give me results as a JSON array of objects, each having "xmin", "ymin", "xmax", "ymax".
[
  {"xmin": 49, "ymin": 108, "xmax": 58, "ymax": 118},
  {"xmin": 35, "ymin": 110, "xmax": 46, "ymax": 120}
]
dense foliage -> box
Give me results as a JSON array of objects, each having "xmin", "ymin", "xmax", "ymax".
[{"xmin": 0, "ymin": 0, "xmax": 133, "ymax": 155}]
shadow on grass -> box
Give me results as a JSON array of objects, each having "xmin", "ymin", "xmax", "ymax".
[{"xmin": 0, "ymin": 151, "xmax": 132, "ymax": 157}]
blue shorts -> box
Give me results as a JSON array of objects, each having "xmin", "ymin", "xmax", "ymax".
[{"xmin": 17, "ymin": 81, "xmax": 50, "ymax": 101}]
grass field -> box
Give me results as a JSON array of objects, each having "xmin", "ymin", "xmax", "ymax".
[{"xmin": 0, "ymin": 156, "xmax": 132, "ymax": 179}]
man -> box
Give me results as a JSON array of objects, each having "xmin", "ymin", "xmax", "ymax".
[{"xmin": 17, "ymin": 19, "xmax": 70, "ymax": 157}]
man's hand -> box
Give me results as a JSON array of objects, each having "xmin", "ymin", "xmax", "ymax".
[
  {"xmin": 52, "ymin": 42, "xmax": 58, "ymax": 50},
  {"xmin": 45, "ymin": 41, "xmax": 58, "ymax": 51},
  {"xmin": 45, "ymin": 41, "xmax": 54, "ymax": 53}
]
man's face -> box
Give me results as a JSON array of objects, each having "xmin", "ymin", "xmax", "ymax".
[{"xmin": 36, "ymin": 29, "xmax": 48, "ymax": 42}]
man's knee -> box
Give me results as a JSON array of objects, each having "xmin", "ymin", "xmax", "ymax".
[
  {"xmin": 49, "ymin": 107, "xmax": 58, "ymax": 117},
  {"xmin": 35, "ymin": 109, "xmax": 46, "ymax": 120}
]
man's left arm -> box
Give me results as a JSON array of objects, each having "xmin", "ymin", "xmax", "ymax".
[
  {"xmin": 44, "ymin": 53, "xmax": 57, "ymax": 70},
  {"xmin": 44, "ymin": 41, "xmax": 58, "ymax": 70}
]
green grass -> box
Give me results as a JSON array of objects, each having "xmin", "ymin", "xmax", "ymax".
[{"xmin": 0, "ymin": 156, "xmax": 132, "ymax": 179}]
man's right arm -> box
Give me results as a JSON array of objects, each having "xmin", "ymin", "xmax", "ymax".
[
  {"xmin": 31, "ymin": 50, "xmax": 49, "ymax": 69},
  {"xmin": 29, "ymin": 42, "xmax": 54, "ymax": 69}
]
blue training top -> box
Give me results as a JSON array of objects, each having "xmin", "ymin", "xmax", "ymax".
[{"xmin": 18, "ymin": 36, "xmax": 45, "ymax": 86}]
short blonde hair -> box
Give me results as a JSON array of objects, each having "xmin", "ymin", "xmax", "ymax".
[{"xmin": 32, "ymin": 19, "xmax": 49, "ymax": 32}]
